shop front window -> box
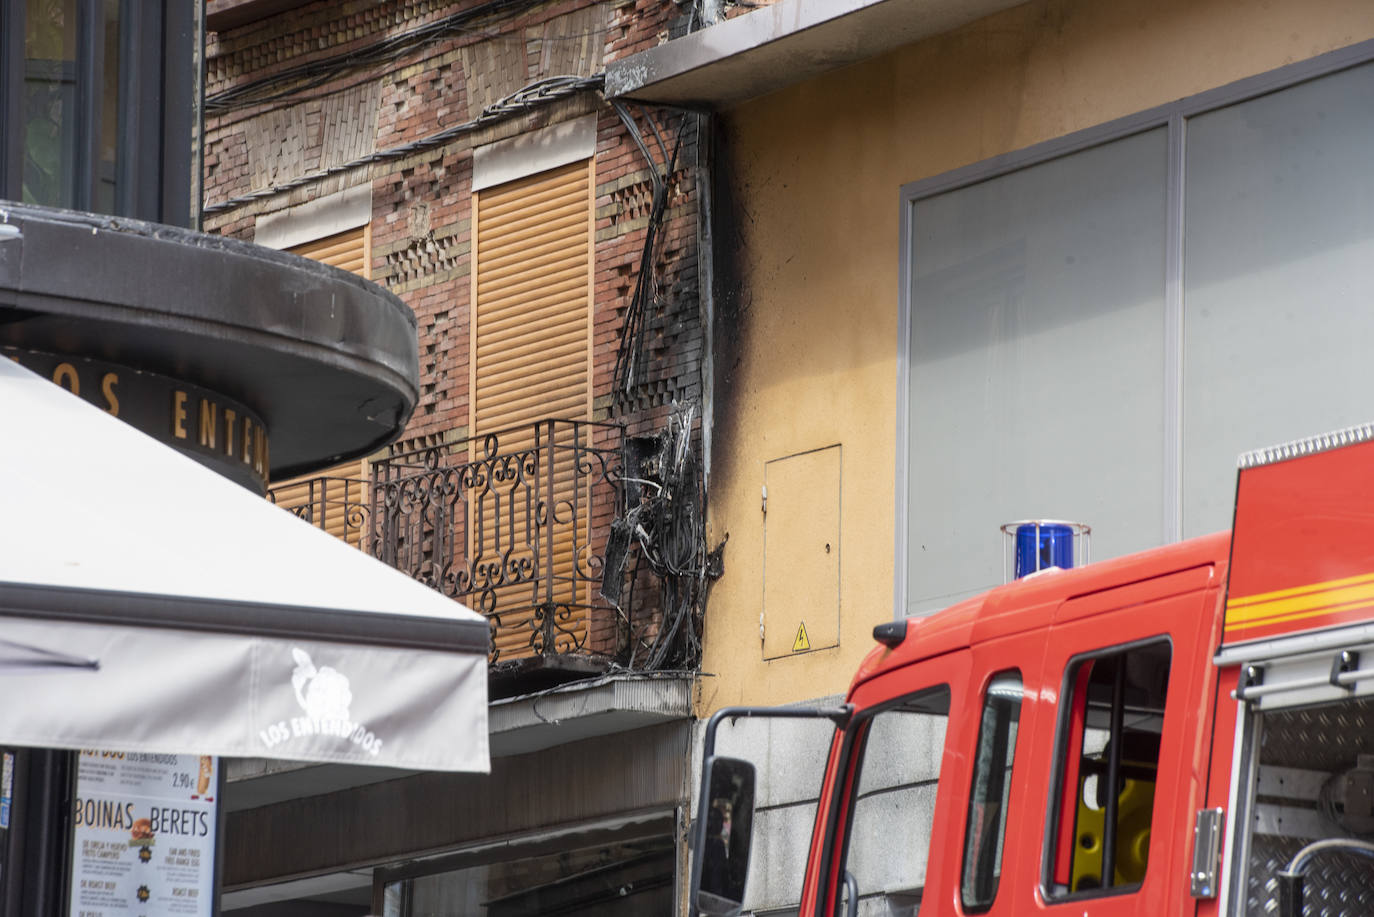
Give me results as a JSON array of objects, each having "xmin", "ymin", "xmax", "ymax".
[
  {"xmin": 20, "ymin": 0, "xmax": 121, "ymax": 210},
  {"xmin": 3, "ymin": 0, "xmax": 194, "ymax": 224},
  {"xmin": 902, "ymin": 57, "xmax": 1374, "ymax": 615}
]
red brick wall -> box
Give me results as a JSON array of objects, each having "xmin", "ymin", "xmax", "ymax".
[{"xmin": 204, "ymin": 0, "xmax": 703, "ymax": 668}]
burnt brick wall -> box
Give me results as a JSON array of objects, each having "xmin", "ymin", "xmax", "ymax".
[{"xmin": 204, "ymin": 0, "xmax": 704, "ymax": 668}]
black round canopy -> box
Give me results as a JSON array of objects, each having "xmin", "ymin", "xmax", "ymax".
[{"xmin": 0, "ymin": 202, "xmax": 418, "ymax": 482}]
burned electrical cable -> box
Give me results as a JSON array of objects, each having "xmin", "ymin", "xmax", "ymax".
[
  {"xmin": 601, "ymin": 403, "xmax": 724, "ymax": 671},
  {"xmin": 611, "ymin": 110, "xmax": 686, "ymax": 406}
]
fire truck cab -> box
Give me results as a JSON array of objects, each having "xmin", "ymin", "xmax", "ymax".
[{"xmin": 692, "ymin": 425, "xmax": 1374, "ymax": 917}]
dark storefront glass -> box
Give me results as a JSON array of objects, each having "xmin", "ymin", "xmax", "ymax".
[
  {"xmin": 3, "ymin": 0, "xmax": 194, "ymax": 224},
  {"xmin": 385, "ymin": 834, "xmax": 677, "ymax": 917},
  {"xmin": 22, "ymin": 0, "xmax": 80, "ymax": 208}
]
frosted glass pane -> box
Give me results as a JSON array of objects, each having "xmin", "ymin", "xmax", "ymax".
[
  {"xmin": 1183, "ymin": 62, "xmax": 1374, "ymax": 537},
  {"xmin": 908, "ymin": 128, "xmax": 1167, "ymax": 614}
]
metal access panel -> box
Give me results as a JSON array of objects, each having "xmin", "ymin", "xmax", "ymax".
[
  {"xmin": 762, "ymin": 445, "xmax": 841, "ymax": 660},
  {"xmin": 1241, "ymin": 696, "xmax": 1374, "ymax": 916}
]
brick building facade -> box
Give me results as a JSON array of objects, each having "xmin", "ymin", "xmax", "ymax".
[
  {"xmin": 204, "ymin": 0, "xmax": 708, "ymax": 681},
  {"xmin": 202, "ymin": 0, "xmax": 711, "ymax": 912}
]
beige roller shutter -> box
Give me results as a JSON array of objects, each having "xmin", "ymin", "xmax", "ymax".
[
  {"xmin": 472, "ymin": 159, "xmax": 593, "ymax": 661},
  {"xmin": 268, "ymin": 223, "xmax": 373, "ymax": 546},
  {"xmin": 267, "ymin": 473, "xmax": 370, "ymax": 548}
]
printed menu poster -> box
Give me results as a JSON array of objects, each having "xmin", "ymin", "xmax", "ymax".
[{"xmin": 68, "ymin": 752, "xmax": 217, "ymax": 917}]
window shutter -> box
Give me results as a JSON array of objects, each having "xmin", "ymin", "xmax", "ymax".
[
  {"xmin": 288, "ymin": 224, "xmax": 371, "ymax": 276},
  {"xmin": 268, "ymin": 223, "xmax": 373, "ymax": 546},
  {"xmin": 472, "ymin": 159, "xmax": 593, "ymax": 660},
  {"xmin": 473, "ymin": 160, "xmax": 591, "ymax": 430}
]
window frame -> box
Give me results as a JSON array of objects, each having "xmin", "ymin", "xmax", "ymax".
[
  {"xmin": 959, "ymin": 669, "xmax": 1024, "ymax": 913},
  {"xmin": 893, "ymin": 36, "xmax": 1374, "ymax": 621},
  {"xmin": 832, "ymin": 684, "xmax": 952, "ymax": 915},
  {"xmin": 1041, "ymin": 637, "xmax": 1173, "ymax": 903}
]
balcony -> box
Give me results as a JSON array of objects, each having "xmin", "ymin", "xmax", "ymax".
[
  {"xmin": 268, "ymin": 414, "xmax": 717, "ymax": 696},
  {"xmin": 272, "ymin": 419, "xmax": 646, "ymax": 691},
  {"xmin": 267, "ymin": 475, "xmax": 371, "ymax": 548}
]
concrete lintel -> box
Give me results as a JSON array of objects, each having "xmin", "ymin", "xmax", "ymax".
[
  {"xmin": 254, "ymin": 182, "xmax": 372, "ymax": 251},
  {"xmin": 473, "ymin": 114, "xmax": 597, "ymax": 191},
  {"xmin": 605, "ymin": 0, "xmax": 1025, "ymax": 109}
]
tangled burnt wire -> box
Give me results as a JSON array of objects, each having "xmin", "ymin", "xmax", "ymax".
[{"xmin": 602, "ymin": 403, "xmax": 724, "ymax": 670}]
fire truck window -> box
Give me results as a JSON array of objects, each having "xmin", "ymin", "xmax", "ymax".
[
  {"xmin": 1048, "ymin": 641, "xmax": 1171, "ymax": 898},
  {"xmin": 842, "ymin": 685, "xmax": 950, "ymax": 916},
  {"xmin": 961, "ymin": 671, "xmax": 1023, "ymax": 912}
]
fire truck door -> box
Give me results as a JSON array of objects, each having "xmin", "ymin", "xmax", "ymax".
[
  {"xmin": 817, "ymin": 649, "xmax": 973, "ymax": 917},
  {"xmin": 1037, "ymin": 567, "xmax": 1219, "ymax": 917},
  {"xmin": 946, "ymin": 629, "xmax": 1050, "ymax": 917}
]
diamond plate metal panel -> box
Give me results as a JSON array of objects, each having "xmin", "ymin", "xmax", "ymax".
[
  {"xmin": 1246, "ymin": 697, "xmax": 1374, "ymax": 915},
  {"xmin": 1247, "ymin": 835, "xmax": 1374, "ymax": 916},
  {"xmin": 1260, "ymin": 701, "xmax": 1374, "ymax": 771}
]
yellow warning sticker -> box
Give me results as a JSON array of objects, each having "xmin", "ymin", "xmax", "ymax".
[{"xmin": 792, "ymin": 622, "xmax": 811, "ymax": 653}]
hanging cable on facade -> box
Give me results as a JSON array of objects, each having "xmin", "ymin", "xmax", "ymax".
[
  {"xmin": 202, "ymin": 74, "xmax": 604, "ymax": 215},
  {"xmin": 604, "ymin": 402, "xmax": 725, "ymax": 671},
  {"xmin": 205, "ymin": 0, "xmax": 548, "ymax": 113},
  {"xmin": 610, "ymin": 106, "xmax": 686, "ymax": 405}
]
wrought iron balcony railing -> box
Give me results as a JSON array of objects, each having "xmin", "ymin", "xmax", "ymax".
[
  {"xmin": 369, "ymin": 419, "xmax": 626, "ymax": 665},
  {"xmin": 267, "ymin": 475, "xmax": 371, "ymax": 550}
]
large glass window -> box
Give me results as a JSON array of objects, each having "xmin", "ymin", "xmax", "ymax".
[
  {"xmin": 904, "ymin": 57, "xmax": 1374, "ymax": 612},
  {"xmin": 907, "ymin": 129, "xmax": 1167, "ymax": 613},
  {"xmin": 1182, "ymin": 62, "xmax": 1374, "ymax": 536},
  {"xmin": 21, "ymin": 0, "xmax": 79, "ymax": 207},
  {"xmin": 840, "ymin": 686, "xmax": 950, "ymax": 916}
]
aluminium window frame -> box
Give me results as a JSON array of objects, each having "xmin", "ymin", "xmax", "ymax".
[{"xmin": 893, "ymin": 36, "xmax": 1374, "ymax": 621}]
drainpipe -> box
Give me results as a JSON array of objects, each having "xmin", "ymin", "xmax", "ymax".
[{"xmin": 695, "ymin": 111, "xmax": 715, "ymax": 487}]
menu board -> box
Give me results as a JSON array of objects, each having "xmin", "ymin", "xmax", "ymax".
[{"xmin": 68, "ymin": 752, "xmax": 217, "ymax": 917}]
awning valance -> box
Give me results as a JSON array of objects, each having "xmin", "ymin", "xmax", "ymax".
[{"xmin": 0, "ymin": 358, "xmax": 489, "ymax": 772}]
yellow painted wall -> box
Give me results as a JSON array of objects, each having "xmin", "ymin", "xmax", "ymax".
[{"xmin": 699, "ymin": 0, "xmax": 1374, "ymax": 715}]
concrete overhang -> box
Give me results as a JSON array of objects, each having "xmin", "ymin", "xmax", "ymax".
[
  {"xmin": 223, "ymin": 673, "xmax": 694, "ymax": 810},
  {"xmin": 605, "ymin": 0, "xmax": 1026, "ymax": 109},
  {"xmin": 0, "ymin": 202, "xmax": 418, "ymax": 481},
  {"xmin": 206, "ymin": 0, "xmax": 313, "ymax": 32},
  {"xmin": 487, "ymin": 671, "xmax": 694, "ymax": 756}
]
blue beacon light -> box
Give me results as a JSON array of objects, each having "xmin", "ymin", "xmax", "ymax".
[{"xmin": 1001, "ymin": 520, "xmax": 1091, "ymax": 581}]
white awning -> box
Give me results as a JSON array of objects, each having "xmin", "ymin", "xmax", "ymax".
[{"xmin": 0, "ymin": 358, "xmax": 489, "ymax": 773}]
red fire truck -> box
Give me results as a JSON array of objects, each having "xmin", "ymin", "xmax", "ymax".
[{"xmin": 692, "ymin": 425, "xmax": 1374, "ymax": 917}]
